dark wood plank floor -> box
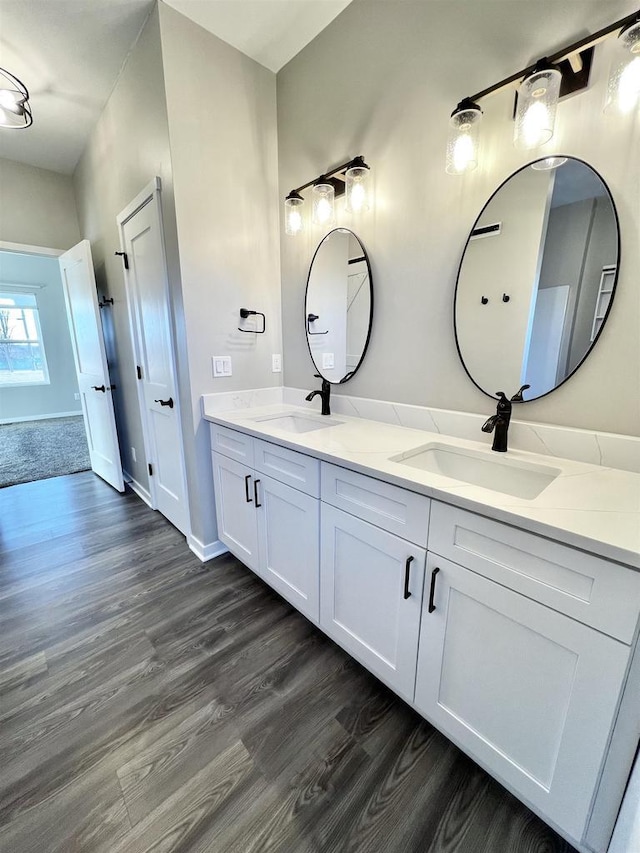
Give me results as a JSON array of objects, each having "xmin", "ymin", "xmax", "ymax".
[{"xmin": 0, "ymin": 472, "xmax": 577, "ymax": 853}]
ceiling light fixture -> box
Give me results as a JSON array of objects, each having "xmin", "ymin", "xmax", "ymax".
[
  {"xmin": 283, "ymin": 156, "xmax": 372, "ymax": 236},
  {"xmin": 446, "ymin": 8, "xmax": 639, "ymax": 174},
  {"xmin": 0, "ymin": 67, "xmax": 32, "ymax": 129}
]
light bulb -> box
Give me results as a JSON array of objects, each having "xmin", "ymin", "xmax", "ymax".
[
  {"xmin": 284, "ymin": 191, "xmax": 304, "ymax": 236},
  {"xmin": 345, "ymin": 159, "xmax": 371, "ymax": 213},
  {"xmin": 514, "ymin": 62, "xmax": 561, "ymax": 150},
  {"xmin": 446, "ymin": 100, "xmax": 482, "ymax": 175},
  {"xmin": 605, "ymin": 21, "xmax": 640, "ymax": 115},
  {"xmin": 312, "ymin": 182, "xmax": 335, "ymax": 227}
]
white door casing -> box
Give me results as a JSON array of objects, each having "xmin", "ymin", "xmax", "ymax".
[
  {"xmin": 117, "ymin": 178, "xmax": 188, "ymax": 536},
  {"xmin": 58, "ymin": 240, "xmax": 124, "ymax": 492}
]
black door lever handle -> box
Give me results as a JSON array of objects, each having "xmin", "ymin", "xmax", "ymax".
[
  {"xmin": 92, "ymin": 385, "xmax": 106, "ymax": 392},
  {"xmin": 154, "ymin": 397, "xmax": 174, "ymax": 408}
]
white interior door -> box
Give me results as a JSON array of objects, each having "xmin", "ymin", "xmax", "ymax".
[
  {"xmin": 117, "ymin": 179, "xmax": 188, "ymax": 535},
  {"xmin": 58, "ymin": 240, "xmax": 124, "ymax": 492}
]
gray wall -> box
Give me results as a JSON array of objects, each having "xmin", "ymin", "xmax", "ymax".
[
  {"xmin": 0, "ymin": 251, "xmax": 81, "ymax": 422},
  {"xmin": 73, "ymin": 4, "xmax": 183, "ymax": 495},
  {"xmin": 0, "ymin": 158, "xmax": 80, "ymax": 250},
  {"xmin": 277, "ymin": 0, "xmax": 640, "ymax": 436},
  {"xmin": 159, "ymin": 2, "xmax": 282, "ymax": 548}
]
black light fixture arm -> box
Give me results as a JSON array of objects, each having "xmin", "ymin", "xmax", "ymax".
[
  {"xmin": 287, "ymin": 155, "xmax": 368, "ymax": 198},
  {"xmin": 465, "ymin": 8, "xmax": 640, "ymax": 104}
]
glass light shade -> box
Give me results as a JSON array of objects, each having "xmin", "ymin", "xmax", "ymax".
[
  {"xmin": 345, "ymin": 163, "xmax": 371, "ymax": 213},
  {"xmin": 284, "ymin": 193, "xmax": 304, "ymax": 236},
  {"xmin": 605, "ymin": 21, "xmax": 640, "ymax": 115},
  {"xmin": 0, "ymin": 68, "xmax": 32, "ymax": 129},
  {"xmin": 530, "ymin": 156, "xmax": 568, "ymax": 171},
  {"xmin": 446, "ymin": 102, "xmax": 482, "ymax": 175},
  {"xmin": 312, "ymin": 182, "xmax": 335, "ymax": 227},
  {"xmin": 514, "ymin": 65, "xmax": 562, "ymax": 150}
]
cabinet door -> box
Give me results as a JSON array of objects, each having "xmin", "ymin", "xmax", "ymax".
[
  {"xmin": 212, "ymin": 452, "xmax": 259, "ymax": 572},
  {"xmin": 415, "ymin": 555, "xmax": 631, "ymax": 843},
  {"xmin": 320, "ymin": 503, "xmax": 426, "ymax": 701},
  {"xmin": 255, "ymin": 474, "xmax": 320, "ymax": 623}
]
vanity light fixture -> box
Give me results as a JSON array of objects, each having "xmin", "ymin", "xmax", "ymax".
[
  {"xmin": 446, "ymin": 8, "xmax": 640, "ymax": 173},
  {"xmin": 605, "ymin": 17, "xmax": 640, "ymax": 114},
  {"xmin": 283, "ymin": 155, "xmax": 372, "ymax": 236},
  {"xmin": 446, "ymin": 98, "xmax": 482, "ymax": 174},
  {"xmin": 0, "ymin": 67, "xmax": 32, "ymax": 129}
]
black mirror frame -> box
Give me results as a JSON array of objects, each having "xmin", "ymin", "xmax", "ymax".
[
  {"xmin": 453, "ymin": 155, "xmax": 621, "ymax": 404},
  {"xmin": 304, "ymin": 227, "xmax": 374, "ymax": 385}
]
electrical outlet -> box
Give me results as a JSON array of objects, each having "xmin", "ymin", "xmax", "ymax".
[
  {"xmin": 131, "ymin": 446, "xmax": 137, "ymax": 463},
  {"xmin": 322, "ymin": 352, "xmax": 335, "ymax": 370},
  {"xmin": 272, "ymin": 353, "xmax": 282, "ymax": 373},
  {"xmin": 212, "ymin": 356, "xmax": 232, "ymax": 378},
  {"xmin": 74, "ymin": 392, "xmax": 80, "ymax": 401}
]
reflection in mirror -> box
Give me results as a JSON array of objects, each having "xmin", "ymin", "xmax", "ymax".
[
  {"xmin": 305, "ymin": 228, "xmax": 373, "ymax": 383},
  {"xmin": 455, "ymin": 157, "xmax": 619, "ymax": 401}
]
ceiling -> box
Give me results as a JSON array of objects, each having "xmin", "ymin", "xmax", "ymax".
[{"xmin": 0, "ymin": 0, "xmax": 352, "ymax": 175}]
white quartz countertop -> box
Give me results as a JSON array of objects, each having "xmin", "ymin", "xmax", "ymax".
[{"xmin": 203, "ymin": 401, "xmax": 640, "ymax": 570}]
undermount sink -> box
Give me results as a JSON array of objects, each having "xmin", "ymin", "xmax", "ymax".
[
  {"xmin": 251, "ymin": 412, "xmax": 342, "ymax": 434},
  {"xmin": 390, "ymin": 442, "xmax": 561, "ymax": 499}
]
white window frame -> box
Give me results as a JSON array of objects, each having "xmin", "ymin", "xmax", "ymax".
[{"xmin": 0, "ymin": 284, "xmax": 51, "ymax": 388}]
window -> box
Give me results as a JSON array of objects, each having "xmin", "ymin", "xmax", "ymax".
[{"xmin": 0, "ymin": 292, "xmax": 50, "ymax": 386}]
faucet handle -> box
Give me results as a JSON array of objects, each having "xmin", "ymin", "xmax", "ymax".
[{"xmin": 510, "ymin": 384, "xmax": 531, "ymax": 402}]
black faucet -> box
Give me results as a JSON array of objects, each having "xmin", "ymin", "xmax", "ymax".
[
  {"xmin": 305, "ymin": 374, "xmax": 331, "ymax": 415},
  {"xmin": 481, "ymin": 385, "xmax": 530, "ymax": 452}
]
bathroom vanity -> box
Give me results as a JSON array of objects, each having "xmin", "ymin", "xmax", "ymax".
[{"xmin": 204, "ymin": 400, "xmax": 640, "ymax": 853}]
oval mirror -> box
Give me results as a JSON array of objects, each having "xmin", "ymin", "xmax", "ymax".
[
  {"xmin": 305, "ymin": 228, "xmax": 373, "ymax": 383},
  {"xmin": 454, "ymin": 157, "xmax": 619, "ymax": 402}
]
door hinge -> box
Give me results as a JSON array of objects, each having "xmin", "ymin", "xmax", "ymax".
[
  {"xmin": 148, "ymin": 463, "xmax": 153, "ymax": 476},
  {"xmin": 114, "ymin": 251, "xmax": 129, "ymax": 270},
  {"xmin": 136, "ymin": 365, "xmax": 142, "ymax": 380}
]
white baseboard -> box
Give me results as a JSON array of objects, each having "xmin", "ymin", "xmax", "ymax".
[
  {"xmin": 0, "ymin": 410, "xmax": 82, "ymax": 425},
  {"xmin": 123, "ymin": 470, "xmax": 152, "ymax": 507},
  {"xmin": 188, "ymin": 535, "xmax": 228, "ymax": 563}
]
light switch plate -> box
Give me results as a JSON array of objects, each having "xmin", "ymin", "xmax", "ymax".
[
  {"xmin": 272, "ymin": 354, "xmax": 282, "ymax": 373},
  {"xmin": 212, "ymin": 356, "xmax": 232, "ymax": 378},
  {"xmin": 322, "ymin": 352, "xmax": 335, "ymax": 370}
]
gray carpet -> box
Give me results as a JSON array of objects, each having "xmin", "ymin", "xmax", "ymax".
[{"xmin": 0, "ymin": 416, "xmax": 91, "ymax": 488}]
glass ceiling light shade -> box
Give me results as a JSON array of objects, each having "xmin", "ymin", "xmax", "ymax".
[
  {"xmin": 605, "ymin": 19, "xmax": 640, "ymax": 115},
  {"xmin": 446, "ymin": 99, "xmax": 482, "ymax": 175},
  {"xmin": 345, "ymin": 156, "xmax": 371, "ymax": 213},
  {"xmin": 0, "ymin": 67, "xmax": 32, "ymax": 129},
  {"xmin": 514, "ymin": 60, "xmax": 562, "ymax": 150},
  {"xmin": 312, "ymin": 180, "xmax": 335, "ymax": 227},
  {"xmin": 284, "ymin": 190, "xmax": 304, "ymax": 236}
]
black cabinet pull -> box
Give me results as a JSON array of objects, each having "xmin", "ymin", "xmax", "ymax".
[
  {"xmin": 92, "ymin": 385, "xmax": 106, "ymax": 392},
  {"xmin": 154, "ymin": 397, "xmax": 174, "ymax": 408},
  {"xmin": 428, "ymin": 567, "xmax": 440, "ymax": 613},
  {"xmin": 244, "ymin": 474, "xmax": 252, "ymax": 503},
  {"xmin": 403, "ymin": 556, "xmax": 414, "ymax": 600},
  {"xmin": 253, "ymin": 478, "xmax": 262, "ymax": 507}
]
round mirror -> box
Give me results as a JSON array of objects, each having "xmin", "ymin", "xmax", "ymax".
[
  {"xmin": 305, "ymin": 228, "xmax": 373, "ymax": 383},
  {"xmin": 454, "ymin": 157, "xmax": 619, "ymax": 402}
]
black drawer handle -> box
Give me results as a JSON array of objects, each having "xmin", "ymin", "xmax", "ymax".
[
  {"xmin": 154, "ymin": 397, "xmax": 174, "ymax": 408},
  {"xmin": 428, "ymin": 567, "xmax": 440, "ymax": 613},
  {"xmin": 244, "ymin": 474, "xmax": 252, "ymax": 503},
  {"xmin": 403, "ymin": 556, "xmax": 414, "ymax": 600},
  {"xmin": 254, "ymin": 478, "xmax": 261, "ymax": 507}
]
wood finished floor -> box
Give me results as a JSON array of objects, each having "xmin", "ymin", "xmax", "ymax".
[{"xmin": 0, "ymin": 471, "xmax": 577, "ymax": 853}]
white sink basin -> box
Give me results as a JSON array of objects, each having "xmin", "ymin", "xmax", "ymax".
[
  {"xmin": 251, "ymin": 412, "xmax": 342, "ymax": 433},
  {"xmin": 390, "ymin": 442, "xmax": 560, "ymax": 499}
]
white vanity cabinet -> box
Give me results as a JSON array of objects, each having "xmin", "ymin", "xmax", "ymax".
[
  {"xmin": 211, "ymin": 424, "xmax": 320, "ymax": 622},
  {"xmin": 415, "ymin": 502, "xmax": 640, "ymax": 844},
  {"xmin": 318, "ymin": 463, "xmax": 431, "ymax": 701}
]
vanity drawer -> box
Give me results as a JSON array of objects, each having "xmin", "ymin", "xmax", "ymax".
[
  {"xmin": 429, "ymin": 502, "xmax": 640, "ymax": 644},
  {"xmin": 321, "ymin": 463, "xmax": 430, "ymax": 547},
  {"xmin": 210, "ymin": 424, "xmax": 254, "ymax": 467},
  {"xmin": 254, "ymin": 439, "xmax": 320, "ymax": 497}
]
